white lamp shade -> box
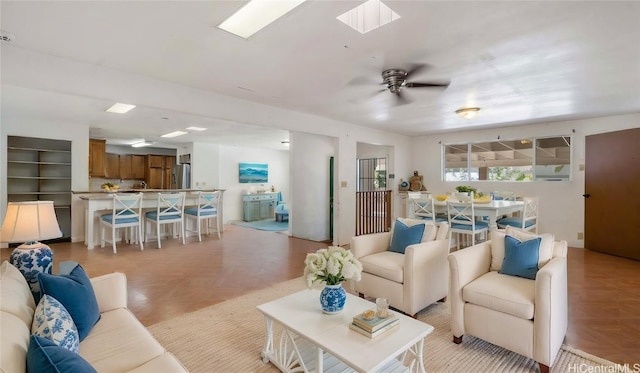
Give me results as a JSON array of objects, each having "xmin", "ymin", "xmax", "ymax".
[{"xmin": 0, "ymin": 201, "xmax": 62, "ymax": 243}]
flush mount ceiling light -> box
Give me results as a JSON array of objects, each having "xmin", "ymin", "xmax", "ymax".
[
  {"xmin": 106, "ymin": 103, "xmax": 136, "ymax": 114},
  {"xmin": 186, "ymin": 126, "xmax": 207, "ymax": 131},
  {"xmin": 218, "ymin": 0, "xmax": 307, "ymax": 39},
  {"xmin": 161, "ymin": 131, "xmax": 188, "ymax": 138},
  {"xmin": 455, "ymin": 107, "xmax": 481, "ymax": 120},
  {"xmin": 131, "ymin": 140, "xmax": 153, "ymax": 148},
  {"xmin": 337, "ymin": 0, "xmax": 400, "ymax": 34}
]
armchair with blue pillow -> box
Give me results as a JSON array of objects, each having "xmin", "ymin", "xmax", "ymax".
[
  {"xmin": 448, "ymin": 226, "xmax": 568, "ymax": 373},
  {"xmin": 351, "ymin": 218, "xmax": 450, "ymax": 317}
]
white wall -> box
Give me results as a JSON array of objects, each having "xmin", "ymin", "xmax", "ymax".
[
  {"xmin": 217, "ymin": 145, "xmax": 289, "ymax": 223},
  {"xmin": 191, "ymin": 142, "xmax": 221, "ymax": 190},
  {"xmin": 290, "ymin": 131, "xmax": 335, "ymax": 242},
  {"xmin": 411, "ymin": 112, "xmax": 640, "ymax": 247}
]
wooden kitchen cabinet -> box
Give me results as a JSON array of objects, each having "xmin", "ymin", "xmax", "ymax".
[
  {"xmin": 148, "ymin": 155, "xmax": 164, "ymax": 168},
  {"xmin": 119, "ymin": 154, "xmax": 133, "ymax": 179},
  {"xmin": 89, "ymin": 139, "xmax": 106, "ymax": 177},
  {"xmin": 131, "ymin": 155, "xmax": 145, "ymax": 180},
  {"xmin": 105, "ymin": 153, "xmax": 120, "ymax": 179},
  {"xmin": 145, "ymin": 155, "xmax": 164, "ymax": 188},
  {"xmin": 163, "ymin": 155, "xmax": 176, "ymax": 189}
]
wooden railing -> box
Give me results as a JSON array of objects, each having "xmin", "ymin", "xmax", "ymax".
[{"xmin": 355, "ymin": 190, "xmax": 392, "ymax": 236}]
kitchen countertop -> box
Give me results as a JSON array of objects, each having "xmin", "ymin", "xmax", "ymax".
[{"xmin": 73, "ymin": 188, "xmax": 224, "ymax": 195}]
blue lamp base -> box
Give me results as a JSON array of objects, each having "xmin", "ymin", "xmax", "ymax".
[{"xmin": 9, "ymin": 242, "xmax": 53, "ymax": 303}]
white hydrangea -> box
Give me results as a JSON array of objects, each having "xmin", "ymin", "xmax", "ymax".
[{"xmin": 303, "ymin": 246, "xmax": 363, "ymax": 288}]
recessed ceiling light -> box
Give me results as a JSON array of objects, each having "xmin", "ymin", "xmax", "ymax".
[
  {"xmin": 161, "ymin": 131, "xmax": 188, "ymax": 138},
  {"xmin": 218, "ymin": 0, "xmax": 307, "ymax": 39},
  {"xmin": 186, "ymin": 126, "xmax": 207, "ymax": 131},
  {"xmin": 131, "ymin": 140, "xmax": 153, "ymax": 148},
  {"xmin": 106, "ymin": 103, "xmax": 136, "ymax": 114},
  {"xmin": 455, "ymin": 107, "xmax": 481, "ymax": 120},
  {"xmin": 337, "ymin": 0, "xmax": 400, "ymax": 34}
]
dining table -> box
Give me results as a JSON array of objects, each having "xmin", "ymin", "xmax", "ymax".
[{"xmin": 433, "ymin": 199, "xmax": 525, "ymax": 230}]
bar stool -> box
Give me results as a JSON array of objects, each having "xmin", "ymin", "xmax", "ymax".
[
  {"xmin": 100, "ymin": 193, "xmax": 144, "ymax": 254},
  {"xmin": 145, "ymin": 192, "xmax": 186, "ymax": 248}
]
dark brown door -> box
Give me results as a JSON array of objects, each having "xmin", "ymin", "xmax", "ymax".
[{"xmin": 585, "ymin": 128, "xmax": 640, "ymax": 260}]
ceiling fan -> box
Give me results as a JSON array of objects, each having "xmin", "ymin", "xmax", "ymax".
[{"xmin": 350, "ymin": 63, "xmax": 450, "ymax": 106}]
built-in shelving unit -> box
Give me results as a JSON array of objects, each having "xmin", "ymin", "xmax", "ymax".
[{"xmin": 6, "ymin": 136, "xmax": 72, "ymax": 243}]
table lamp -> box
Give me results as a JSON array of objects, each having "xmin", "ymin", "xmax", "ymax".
[{"xmin": 1, "ymin": 201, "xmax": 62, "ymax": 302}]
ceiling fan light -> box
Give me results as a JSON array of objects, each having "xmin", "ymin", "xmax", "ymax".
[{"xmin": 455, "ymin": 107, "xmax": 480, "ymax": 120}]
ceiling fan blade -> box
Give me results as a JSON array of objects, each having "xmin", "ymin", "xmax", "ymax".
[
  {"xmin": 404, "ymin": 63, "xmax": 431, "ymax": 80},
  {"xmin": 405, "ymin": 81, "xmax": 450, "ymax": 88},
  {"xmin": 350, "ymin": 88, "xmax": 386, "ymax": 105},
  {"xmin": 347, "ymin": 76, "xmax": 383, "ymax": 86},
  {"xmin": 394, "ymin": 91, "xmax": 411, "ymax": 106}
]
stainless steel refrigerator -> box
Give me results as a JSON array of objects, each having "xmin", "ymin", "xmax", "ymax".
[{"xmin": 172, "ymin": 164, "xmax": 191, "ymax": 189}]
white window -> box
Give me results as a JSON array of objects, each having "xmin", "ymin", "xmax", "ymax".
[{"xmin": 443, "ymin": 136, "xmax": 571, "ymax": 181}]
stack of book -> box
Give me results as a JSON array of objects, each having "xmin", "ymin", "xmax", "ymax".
[{"xmin": 349, "ymin": 311, "xmax": 399, "ymax": 338}]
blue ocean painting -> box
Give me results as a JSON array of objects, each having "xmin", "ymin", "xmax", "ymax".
[{"xmin": 239, "ymin": 163, "xmax": 268, "ymax": 183}]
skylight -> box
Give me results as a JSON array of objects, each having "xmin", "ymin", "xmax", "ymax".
[
  {"xmin": 337, "ymin": 0, "xmax": 400, "ymax": 34},
  {"xmin": 218, "ymin": 0, "xmax": 307, "ymax": 39}
]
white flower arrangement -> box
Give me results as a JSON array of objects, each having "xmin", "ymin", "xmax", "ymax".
[{"xmin": 304, "ymin": 246, "xmax": 363, "ymax": 288}]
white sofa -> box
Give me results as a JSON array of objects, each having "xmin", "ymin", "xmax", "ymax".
[
  {"xmin": 447, "ymin": 229, "xmax": 568, "ymax": 373},
  {"xmin": 351, "ymin": 219, "xmax": 450, "ymax": 317},
  {"xmin": 1, "ymin": 261, "xmax": 188, "ymax": 373}
]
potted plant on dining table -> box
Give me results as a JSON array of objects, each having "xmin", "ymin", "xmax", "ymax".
[{"xmin": 304, "ymin": 246, "xmax": 362, "ymax": 314}]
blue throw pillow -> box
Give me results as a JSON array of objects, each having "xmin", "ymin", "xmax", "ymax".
[
  {"xmin": 389, "ymin": 220, "xmax": 425, "ymax": 254},
  {"xmin": 27, "ymin": 335, "xmax": 97, "ymax": 373},
  {"xmin": 500, "ymin": 235, "xmax": 541, "ymax": 280},
  {"xmin": 38, "ymin": 262, "xmax": 100, "ymax": 341}
]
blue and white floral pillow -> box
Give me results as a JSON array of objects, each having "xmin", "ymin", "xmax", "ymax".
[{"xmin": 31, "ymin": 294, "xmax": 80, "ymax": 353}]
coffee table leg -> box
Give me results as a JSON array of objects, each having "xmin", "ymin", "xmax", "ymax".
[
  {"xmin": 407, "ymin": 338, "xmax": 426, "ymax": 373},
  {"xmin": 261, "ymin": 317, "xmax": 274, "ymax": 363},
  {"xmin": 316, "ymin": 347, "xmax": 323, "ymax": 372}
]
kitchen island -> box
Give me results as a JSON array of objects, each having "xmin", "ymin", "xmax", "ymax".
[{"xmin": 76, "ymin": 189, "xmax": 224, "ymax": 249}]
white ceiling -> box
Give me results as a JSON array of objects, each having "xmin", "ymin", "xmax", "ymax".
[{"xmin": 1, "ymin": 1, "xmax": 639, "ymax": 149}]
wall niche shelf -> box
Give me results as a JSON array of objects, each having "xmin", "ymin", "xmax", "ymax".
[{"xmin": 6, "ymin": 136, "xmax": 72, "ymax": 243}]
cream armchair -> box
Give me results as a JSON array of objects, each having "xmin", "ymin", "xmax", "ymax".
[
  {"xmin": 448, "ymin": 228, "xmax": 568, "ymax": 373},
  {"xmin": 351, "ymin": 219, "xmax": 450, "ymax": 317}
]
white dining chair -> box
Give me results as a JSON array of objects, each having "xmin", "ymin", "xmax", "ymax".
[
  {"xmin": 408, "ymin": 195, "xmax": 447, "ymax": 224},
  {"xmin": 100, "ymin": 193, "xmax": 144, "ymax": 254},
  {"xmin": 446, "ymin": 200, "xmax": 489, "ymax": 251},
  {"xmin": 497, "ymin": 196, "xmax": 538, "ymax": 233},
  {"xmin": 145, "ymin": 192, "xmax": 186, "ymax": 248},
  {"xmin": 184, "ymin": 191, "xmax": 221, "ymax": 241}
]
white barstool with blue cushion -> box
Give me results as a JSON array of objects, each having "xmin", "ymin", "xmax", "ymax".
[
  {"xmin": 184, "ymin": 191, "xmax": 221, "ymax": 241},
  {"xmin": 100, "ymin": 193, "xmax": 144, "ymax": 254},
  {"xmin": 145, "ymin": 192, "xmax": 186, "ymax": 248},
  {"xmin": 446, "ymin": 200, "xmax": 489, "ymax": 251},
  {"xmin": 497, "ymin": 196, "xmax": 538, "ymax": 233}
]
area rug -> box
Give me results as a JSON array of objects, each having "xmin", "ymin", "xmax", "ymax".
[
  {"xmin": 230, "ymin": 219, "xmax": 289, "ymax": 231},
  {"xmin": 148, "ymin": 278, "xmax": 615, "ymax": 373}
]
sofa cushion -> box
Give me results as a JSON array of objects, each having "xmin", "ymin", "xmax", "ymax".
[
  {"xmin": 27, "ymin": 335, "xmax": 96, "ymax": 373},
  {"xmin": 80, "ymin": 308, "xmax": 166, "ymax": 372},
  {"xmin": 499, "ymin": 235, "xmax": 541, "ymax": 280},
  {"xmin": 0, "ymin": 260, "xmax": 36, "ymax": 325},
  {"xmin": 463, "ymin": 271, "xmax": 535, "ymax": 319},
  {"xmin": 389, "ymin": 219, "xmax": 425, "ymax": 254},
  {"xmin": 491, "ymin": 227, "xmax": 554, "ymax": 271},
  {"xmin": 32, "ymin": 294, "xmax": 80, "ymax": 353},
  {"xmin": 38, "ymin": 262, "xmax": 100, "ymax": 341},
  {"xmin": 1, "ymin": 312, "xmax": 31, "ymax": 373},
  {"xmin": 359, "ymin": 251, "xmax": 404, "ymax": 284}
]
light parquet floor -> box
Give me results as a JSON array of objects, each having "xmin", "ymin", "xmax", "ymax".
[{"xmin": 2, "ymin": 225, "xmax": 638, "ymax": 365}]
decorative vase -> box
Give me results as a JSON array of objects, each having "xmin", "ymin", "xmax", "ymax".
[{"xmin": 319, "ymin": 284, "xmax": 346, "ymax": 314}]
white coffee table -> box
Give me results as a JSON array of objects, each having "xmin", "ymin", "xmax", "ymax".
[{"xmin": 256, "ymin": 289, "xmax": 434, "ymax": 373}]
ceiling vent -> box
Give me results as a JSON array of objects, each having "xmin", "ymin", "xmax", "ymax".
[{"xmin": 1, "ymin": 31, "xmax": 15, "ymax": 43}]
